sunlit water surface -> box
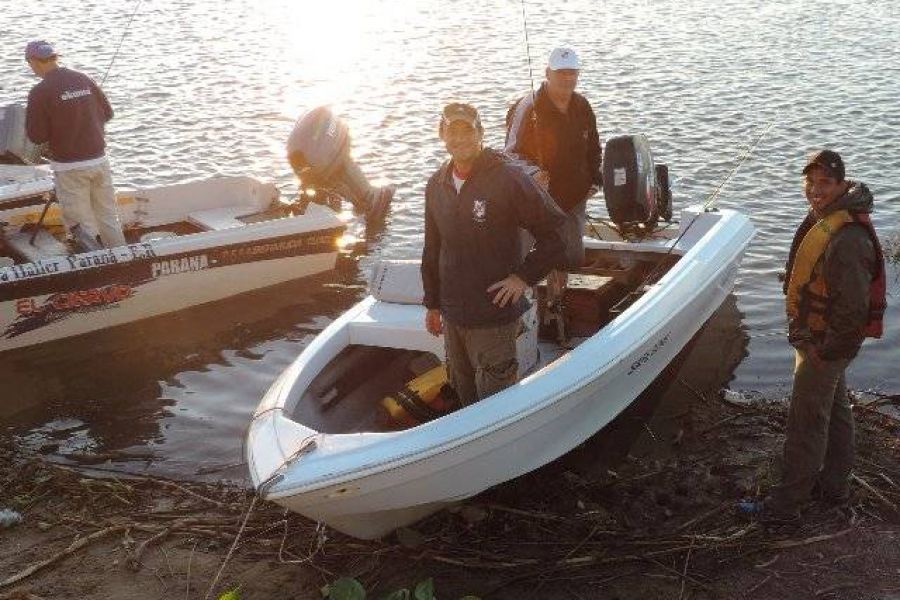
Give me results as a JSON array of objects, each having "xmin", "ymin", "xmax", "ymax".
[{"xmin": 1, "ymin": 0, "xmax": 898, "ymax": 479}]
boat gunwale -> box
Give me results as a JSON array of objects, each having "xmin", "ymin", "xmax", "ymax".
[
  {"xmin": 0, "ymin": 205, "xmax": 345, "ymax": 287},
  {"xmin": 253, "ymin": 208, "xmax": 755, "ymax": 496}
]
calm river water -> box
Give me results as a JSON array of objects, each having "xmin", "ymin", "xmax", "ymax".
[{"xmin": 1, "ymin": 0, "xmax": 897, "ymax": 478}]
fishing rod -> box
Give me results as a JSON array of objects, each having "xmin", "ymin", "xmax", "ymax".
[
  {"xmin": 519, "ymin": 0, "xmax": 538, "ymax": 109},
  {"xmin": 29, "ymin": 0, "xmax": 144, "ymax": 242},
  {"xmin": 517, "ymin": 0, "xmax": 545, "ymax": 172},
  {"xmin": 607, "ymin": 119, "xmax": 777, "ymax": 306},
  {"xmin": 101, "ymin": 0, "xmax": 144, "ymax": 86},
  {"xmin": 701, "ymin": 120, "xmax": 775, "ymax": 211}
]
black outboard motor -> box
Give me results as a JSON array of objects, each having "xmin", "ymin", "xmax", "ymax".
[
  {"xmin": 286, "ymin": 106, "xmax": 392, "ymax": 221},
  {"xmin": 602, "ymin": 134, "xmax": 672, "ymax": 231}
]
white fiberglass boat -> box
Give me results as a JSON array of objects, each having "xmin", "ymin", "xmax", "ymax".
[
  {"xmin": 246, "ymin": 186, "xmax": 755, "ymax": 538},
  {"xmin": 0, "ymin": 168, "xmax": 345, "ymax": 353}
]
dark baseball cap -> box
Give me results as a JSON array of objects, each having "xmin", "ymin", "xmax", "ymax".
[
  {"xmin": 440, "ymin": 102, "xmax": 482, "ymax": 131},
  {"xmin": 25, "ymin": 40, "xmax": 57, "ymax": 61},
  {"xmin": 802, "ymin": 149, "xmax": 845, "ymax": 181}
]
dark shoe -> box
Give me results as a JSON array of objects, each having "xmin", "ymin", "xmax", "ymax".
[
  {"xmin": 736, "ymin": 499, "xmax": 801, "ymax": 528},
  {"xmin": 365, "ymin": 185, "xmax": 395, "ymax": 223},
  {"xmin": 811, "ymin": 480, "xmax": 851, "ymax": 506}
]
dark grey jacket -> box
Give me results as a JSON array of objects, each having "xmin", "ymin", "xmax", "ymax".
[
  {"xmin": 784, "ymin": 181, "xmax": 878, "ymax": 360},
  {"xmin": 422, "ymin": 148, "xmax": 565, "ymax": 327}
]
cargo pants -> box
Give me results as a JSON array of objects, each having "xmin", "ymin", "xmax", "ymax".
[
  {"xmin": 771, "ymin": 348, "xmax": 854, "ymax": 511},
  {"xmin": 54, "ymin": 161, "xmax": 127, "ymax": 248},
  {"xmin": 443, "ymin": 318, "xmax": 519, "ymax": 407}
]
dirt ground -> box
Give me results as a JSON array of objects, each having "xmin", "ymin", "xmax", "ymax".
[
  {"xmin": 1, "ymin": 227, "xmax": 897, "ymax": 600},
  {"xmin": 2, "ymin": 382, "xmax": 899, "ymax": 600}
]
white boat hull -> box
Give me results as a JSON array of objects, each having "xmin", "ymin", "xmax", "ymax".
[
  {"xmin": 0, "ymin": 175, "xmax": 345, "ymax": 353},
  {"xmin": 246, "ymin": 206, "xmax": 755, "ymax": 539}
]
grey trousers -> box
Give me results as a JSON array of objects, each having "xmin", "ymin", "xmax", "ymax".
[
  {"xmin": 443, "ymin": 318, "xmax": 519, "ymax": 406},
  {"xmin": 771, "ymin": 348, "xmax": 854, "ymax": 510}
]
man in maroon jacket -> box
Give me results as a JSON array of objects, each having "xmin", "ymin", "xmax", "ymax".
[{"xmin": 25, "ymin": 40, "xmax": 126, "ymax": 248}]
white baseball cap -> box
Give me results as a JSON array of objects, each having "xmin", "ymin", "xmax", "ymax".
[{"xmin": 548, "ymin": 47, "xmax": 580, "ymax": 70}]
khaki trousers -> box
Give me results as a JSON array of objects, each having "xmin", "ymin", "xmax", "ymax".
[
  {"xmin": 771, "ymin": 348, "xmax": 854, "ymax": 510},
  {"xmin": 443, "ymin": 318, "xmax": 519, "ymax": 406},
  {"xmin": 54, "ymin": 162, "xmax": 127, "ymax": 248}
]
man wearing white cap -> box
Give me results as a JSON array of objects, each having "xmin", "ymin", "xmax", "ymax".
[
  {"xmin": 505, "ymin": 47, "xmax": 602, "ymax": 339},
  {"xmin": 24, "ymin": 40, "xmax": 126, "ymax": 249}
]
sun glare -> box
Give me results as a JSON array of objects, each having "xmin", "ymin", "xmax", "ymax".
[{"xmin": 263, "ymin": 0, "xmax": 414, "ymax": 116}]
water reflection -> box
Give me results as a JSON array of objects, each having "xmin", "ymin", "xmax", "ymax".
[
  {"xmin": 1, "ymin": 255, "xmax": 370, "ymax": 480},
  {"xmin": 564, "ymin": 294, "xmax": 750, "ymax": 473},
  {"xmin": 2, "ymin": 0, "xmax": 898, "ymax": 480}
]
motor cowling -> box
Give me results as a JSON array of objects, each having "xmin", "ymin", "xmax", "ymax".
[
  {"xmin": 0, "ymin": 103, "xmax": 44, "ymax": 165},
  {"xmin": 602, "ymin": 134, "xmax": 672, "ymax": 229},
  {"xmin": 286, "ymin": 106, "xmax": 350, "ymax": 188}
]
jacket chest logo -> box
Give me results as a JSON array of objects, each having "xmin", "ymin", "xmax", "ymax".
[{"xmin": 472, "ymin": 198, "xmax": 487, "ymax": 223}]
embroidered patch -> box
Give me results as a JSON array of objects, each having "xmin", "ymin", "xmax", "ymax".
[{"xmin": 473, "ymin": 198, "xmax": 487, "ymax": 223}]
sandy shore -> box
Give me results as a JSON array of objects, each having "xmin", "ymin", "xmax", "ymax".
[{"xmin": 2, "ymin": 378, "xmax": 898, "ymax": 600}]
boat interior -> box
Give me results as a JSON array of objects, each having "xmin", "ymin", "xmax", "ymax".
[
  {"xmin": 290, "ymin": 245, "xmax": 681, "ymax": 435},
  {"xmin": 0, "ymin": 174, "xmax": 303, "ymax": 268}
]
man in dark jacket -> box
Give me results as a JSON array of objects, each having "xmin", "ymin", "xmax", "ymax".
[
  {"xmin": 744, "ymin": 150, "xmax": 886, "ymax": 524},
  {"xmin": 422, "ymin": 102, "xmax": 565, "ymax": 406},
  {"xmin": 25, "ymin": 40, "xmax": 126, "ymax": 248},
  {"xmin": 505, "ymin": 47, "xmax": 603, "ymax": 337}
]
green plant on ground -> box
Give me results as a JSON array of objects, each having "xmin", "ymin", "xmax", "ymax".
[{"xmin": 321, "ymin": 576, "xmax": 480, "ymax": 600}]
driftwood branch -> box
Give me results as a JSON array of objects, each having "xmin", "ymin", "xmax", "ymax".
[
  {"xmin": 852, "ymin": 473, "xmax": 900, "ymax": 514},
  {"xmin": 0, "ymin": 526, "xmax": 127, "ymax": 589}
]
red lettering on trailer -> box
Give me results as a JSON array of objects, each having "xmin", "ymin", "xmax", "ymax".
[{"xmin": 15, "ymin": 298, "xmax": 37, "ymax": 316}]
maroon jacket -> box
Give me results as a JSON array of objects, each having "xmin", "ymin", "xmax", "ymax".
[{"xmin": 26, "ymin": 67, "xmax": 113, "ymax": 163}]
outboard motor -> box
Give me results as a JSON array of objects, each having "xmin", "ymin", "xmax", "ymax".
[
  {"xmin": 602, "ymin": 134, "xmax": 672, "ymax": 231},
  {"xmin": 286, "ymin": 106, "xmax": 350, "ymax": 188},
  {"xmin": 286, "ymin": 106, "xmax": 393, "ymax": 221},
  {"xmin": 0, "ymin": 103, "xmax": 44, "ymax": 165}
]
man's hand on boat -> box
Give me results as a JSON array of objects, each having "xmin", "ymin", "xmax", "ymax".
[
  {"xmin": 426, "ymin": 309, "xmax": 443, "ymax": 336},
  {"xmin": 488, "ymin": 274, "xmax": 528, "ymax": 308}
]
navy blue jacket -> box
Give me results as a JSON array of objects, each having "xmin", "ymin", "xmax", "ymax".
[
  {"xmin": 26, "ymin": 67, "xmax": 112, "ymax": 163},
  {"xmin": 421, "ymin": 148, "xmax": 566, "ymax": 327}
]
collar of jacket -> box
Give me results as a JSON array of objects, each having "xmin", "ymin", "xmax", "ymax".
[
  {"xmin": 534, "ymin": 81, "xmax": 583, "ymax": 119},
  {"xmin": 438, "ymin": 147, "xmax": 505, "ymax": 188},
  {"xmin": 813, "ymin": 180, "xmax": 874, "ymax": 219}
]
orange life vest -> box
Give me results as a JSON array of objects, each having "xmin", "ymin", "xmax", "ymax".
[{"xmin": 786, "ymin": 209, "xmax": 886, "ymax": 338}]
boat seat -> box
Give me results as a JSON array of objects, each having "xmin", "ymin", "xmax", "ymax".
[
  {"xmin": 187, "ymin": 205, "xmax": 256, "ymax": 231},
  {"xmin": 2, "ymin": 226, "xmax": 68, "ymax": 263},
  {"xmin": 369, "ymin": 260, "xmax": 424, "ymax": 305}
]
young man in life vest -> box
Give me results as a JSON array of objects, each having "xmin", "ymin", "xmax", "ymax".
[
  {"xmin": 742, "ymin": 149, "xmax": 886, "ymax": 525},
  {"xmin": 421, "ymin": 103, "xmax": 565, "ymax": 406}
]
